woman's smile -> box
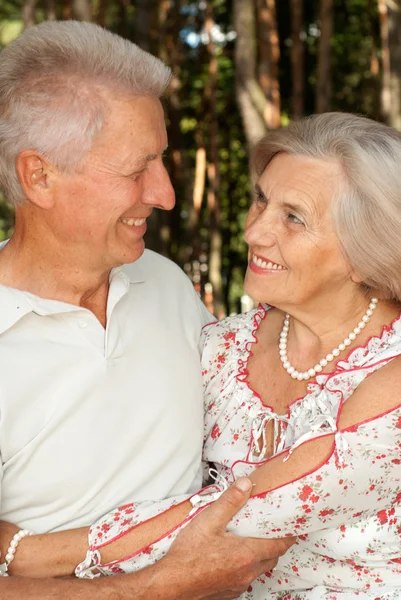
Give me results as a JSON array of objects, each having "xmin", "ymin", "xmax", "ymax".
[{"xmin": 249, "ymin": 253, "xmax": 287, "ymax": 274}]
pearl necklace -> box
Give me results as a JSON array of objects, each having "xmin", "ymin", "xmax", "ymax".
[{"xmin": 279, "ymin": 298, "xmax": 379, "ymax": 381}]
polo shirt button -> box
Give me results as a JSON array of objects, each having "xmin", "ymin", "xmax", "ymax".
[{"xmin": 78, "ymin": 319, "xmax": 88, "ymax": 328}]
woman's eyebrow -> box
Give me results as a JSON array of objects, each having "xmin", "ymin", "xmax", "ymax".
[
  {"xmin": 254, "ymin": 183, "xmax": 268, "ymax": 200},
  {"xmin": 281, "ymin": 200, "xmax": 309, "ymax": 215}
]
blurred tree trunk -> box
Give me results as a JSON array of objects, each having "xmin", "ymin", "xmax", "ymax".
[
  {"xmin": 234, "ymin": 0, "xmax": 268, "ymax": 150},
  {"xmin": 23, "ymin": 0, "xmax": 37, "ymax": 28},
  {"xmin": 46, "ymin": 0, "xmax": 57, "ymax": 20},
  {"xmin": 291, "ymin": 0, "xmax": 304, "ymax": 118},
  {"xmin": 316, "ymin": 0, "xmax": 333, "ymax": 113},
  {"xmin": 255, "ymin": 0, "xmax": 281, "ymax": 128},
  {"xmin": 134, "ymin": 0, "xmax": 159, "ymax": 55},
  {"xmin": 379, "ymin": 0, "xmax": 401, "ymax": 130},
  {"xmin": 95, "ymin": 0, "xmax": 108, "ymax": 26},
  {"xmin": 205, "ymin": 0, "xmax": 224, "ymax": 317},
  {"xmin": 159, "ymin": 0, "xmax": 191, "ymax": 264},
  {"xmin": 72, "ymin": 0, "xmax": 92, "ymax": 21}
]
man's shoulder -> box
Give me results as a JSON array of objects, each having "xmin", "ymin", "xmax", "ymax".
[{"xmin": 122, "ymin": 249, "xmax": 191, "ymax": 287}]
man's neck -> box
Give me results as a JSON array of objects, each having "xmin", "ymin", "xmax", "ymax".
[{"xmin": 0, "ymin": 224, "xmax": 111, "ymax": 327}]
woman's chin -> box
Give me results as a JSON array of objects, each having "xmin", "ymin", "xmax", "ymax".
[{"xmin": 244, "ymin": 279, "xmax": 278, "ymax": 307}]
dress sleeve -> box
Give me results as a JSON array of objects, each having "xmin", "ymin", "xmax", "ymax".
[{"xmin": 75, "ymin": 407, "xmax": 401, "ymax": 578}]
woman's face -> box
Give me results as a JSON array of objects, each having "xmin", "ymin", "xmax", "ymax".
[{"xmin": 244, "ymin": 153, "xmax": 359, "ymax": 311}]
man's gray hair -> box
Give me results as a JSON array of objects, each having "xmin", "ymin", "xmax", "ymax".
[
  {"xmin": 252, "ymin": 112, "xmax": 401, "ymax": 302},
  {"xmin": 0, "ymin": 20, "xmax": 172, "ymax": 205}
]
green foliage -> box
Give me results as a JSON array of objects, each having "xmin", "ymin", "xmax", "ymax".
[{"xmin": 0, "ymin": 0, "xmax": 391, "ymax": 313}]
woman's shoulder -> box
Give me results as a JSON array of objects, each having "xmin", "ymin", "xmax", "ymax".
[{"xmin": 201, "ymin": 304, "xmax": 270, "ymax": 349}]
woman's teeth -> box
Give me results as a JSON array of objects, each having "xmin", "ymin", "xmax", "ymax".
[
  {"xmin": 252, "ymin": 255, "xmax": 285, "ymax": 270},
  {"xmin": 120, "ymin": 218, "xmax": 146, "ymax": 226}
]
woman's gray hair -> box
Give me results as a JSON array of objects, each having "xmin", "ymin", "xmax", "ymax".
[
  {"xmin": 252, "ymin": 112, "xmax": 401, "ymax": 303},
  {"xmin": 0, "ymin": 20, "xmax": 172, "ymax": 205}
]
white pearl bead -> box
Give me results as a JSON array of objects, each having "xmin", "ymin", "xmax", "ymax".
[
  {"xmin": 279, "ymin": 299, "xmax": 378, "ymax": 381},
  {"xmin": 5, "ymin": 553, "xmax": 13, "ymax": 562}
]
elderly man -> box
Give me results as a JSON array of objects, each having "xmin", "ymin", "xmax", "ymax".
[{"xmin": 0, "ymin": 20, "xmax": 289, "ymax": 599}]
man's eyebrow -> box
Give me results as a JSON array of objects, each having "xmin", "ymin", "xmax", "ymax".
[{"xmin": 134, "ymin": 145, "xmax": 169, "ymax": 165}]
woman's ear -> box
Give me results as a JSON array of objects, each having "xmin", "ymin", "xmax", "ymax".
[
  {"xmin": 16, "ymin": 151, "xmax": 56, "ymax": 209},
  {"xmin": 350, "ymin": 271, "xmax": 363, "ymax": 285}
]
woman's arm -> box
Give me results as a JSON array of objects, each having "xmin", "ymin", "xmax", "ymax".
[
  {"xmin": 75, "ymin": 356, "xmax": 401, "ymax": 575},
  {"xmin": 6, "ymin": 357, "xmax": 401, "ymax": 578}
]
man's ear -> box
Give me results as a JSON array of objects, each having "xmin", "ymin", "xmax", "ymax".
[{"xmin": 16, "ymin": 151, "xmax": 56, "ymax": 209}]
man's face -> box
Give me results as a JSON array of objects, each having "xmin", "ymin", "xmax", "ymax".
[{"xmin": 50, "ymin": 95, "xmax": 175, "ymax": 270}]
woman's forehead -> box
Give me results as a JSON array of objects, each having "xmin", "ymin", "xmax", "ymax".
[{"xmin": 259, "ymin": 154, "xmax": 343, "ymax": 211}]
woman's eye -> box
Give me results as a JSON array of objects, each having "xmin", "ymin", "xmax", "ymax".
[
  {"xmin": 287, "ymin": 213, "xmax": 304, "ymax": 226},
  {"xmin": 253, "ymin": 190, "xmax": 266, "ymax": 205}
]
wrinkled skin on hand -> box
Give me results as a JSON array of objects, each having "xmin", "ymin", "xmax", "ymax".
[{"xmin": 161, "ymin": 479, "xmax": 295, "ymax": 600}]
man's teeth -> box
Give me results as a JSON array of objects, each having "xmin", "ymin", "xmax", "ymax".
[
  {"xmin": 121, "ymin": 218, "xmax": 146, "ymax": 226},
  {"xmin": 252, "ymin": 255, "xmax": 285, "ymax": 270}
]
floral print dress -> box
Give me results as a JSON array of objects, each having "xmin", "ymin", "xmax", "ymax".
[{"xmin": 77, "ymin": 306, "xmax": 401, "ymax": 600}]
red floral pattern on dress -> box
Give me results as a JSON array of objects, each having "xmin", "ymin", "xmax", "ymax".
[{"xmin": 77, "ymin": 306, "xmax": 401, "ymax": 599}]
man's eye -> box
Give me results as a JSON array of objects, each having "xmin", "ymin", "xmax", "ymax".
[
  {"xmin": 130, "ymin": 169, "xmax": 145, "ymax": 180},
  {"xmin": 287, "ymin": 213, "xmax": 304, "ymax": 226}
]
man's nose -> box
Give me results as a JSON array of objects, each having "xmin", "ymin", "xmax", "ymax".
[{"xmin": 142, "ymin": 162, "xmax": 176, "ymax": 211}]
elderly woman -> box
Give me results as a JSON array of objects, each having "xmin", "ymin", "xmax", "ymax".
[{"xmin": 3, "ymin": 113, "xmax": 401, "ymax": 598}]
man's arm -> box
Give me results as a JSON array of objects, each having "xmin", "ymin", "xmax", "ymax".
[{"xmin": 0, "ymin": 479, "xmax": 293, "ymax": 600}]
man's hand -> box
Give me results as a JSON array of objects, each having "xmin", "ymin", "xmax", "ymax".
[{"xmin": 162, "ymin": 477, "xmax": 294, "ymax": 600}]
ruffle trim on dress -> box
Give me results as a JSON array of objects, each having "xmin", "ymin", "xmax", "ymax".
[{"xmin": 74, "ymin": 483, "xmax": 226, "ymax": 579}]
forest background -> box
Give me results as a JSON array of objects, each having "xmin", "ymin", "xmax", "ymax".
[{"xmin": 0, "ymin": 0, "xmax": 400, "ymax": 316}]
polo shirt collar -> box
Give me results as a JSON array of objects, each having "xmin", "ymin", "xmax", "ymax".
[
  {"xmin": 0, "ymin": 237, "xmax": 146, "ymax": 334},
  {"xmin": 119, "ymin": 259, "xmax": 146, "ymax": 284},
  {"xmin": 0, "ymin": 286, "xmax": 33, "ymax": 335}
]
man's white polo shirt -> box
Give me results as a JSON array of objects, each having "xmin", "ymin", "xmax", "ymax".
[{"xmin": 0, "ymin": 249, "xmax": 213, "ymax": 533}]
